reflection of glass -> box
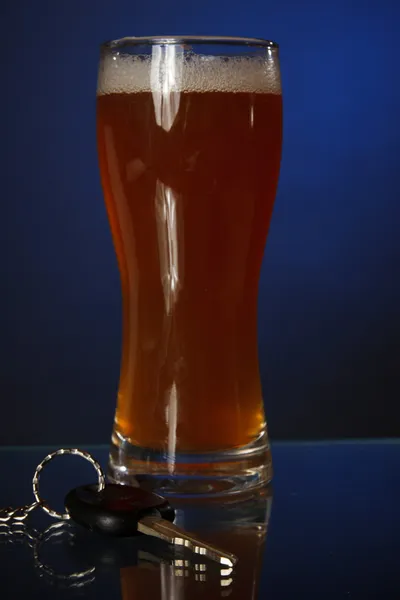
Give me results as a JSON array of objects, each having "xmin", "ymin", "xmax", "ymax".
[
  {"xmin": 0, "ymin": 487, "xmax": 271, "ymax": 598},
  {"xmin": 97, "ymin": 36, "xmax": 282, "ymax": 495},
  {"xmin": 120, "ymin": 488, "xmax": 272, "ymax": 599}
]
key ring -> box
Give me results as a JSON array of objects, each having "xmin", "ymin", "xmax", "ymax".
[{"xmin": 32, "ymin": 448, "xmax": 106, "ymax": 520}]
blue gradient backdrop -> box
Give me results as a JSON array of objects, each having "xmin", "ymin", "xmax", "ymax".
[{"xmin": 1, "ymin": 1, "xmax": 399, "ymax": 444}]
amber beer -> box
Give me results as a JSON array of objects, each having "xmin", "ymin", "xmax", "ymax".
[{"xmin": 97, "ymin": 47, "xmax": 282, "ymax": 481}]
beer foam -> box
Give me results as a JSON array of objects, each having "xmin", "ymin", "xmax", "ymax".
[{"xmin": 97, "ymin": 52, "xmax": 281, "ymax": 95}]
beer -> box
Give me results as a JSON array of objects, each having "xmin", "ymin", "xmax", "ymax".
[{"xmin": 97, "ymin": 54, "xmax": 282, "ymax": 454}]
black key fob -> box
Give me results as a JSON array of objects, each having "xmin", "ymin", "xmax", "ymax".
[{"xmin": 64, "ymin": 484, "xmax": 175, "ymax": 537}]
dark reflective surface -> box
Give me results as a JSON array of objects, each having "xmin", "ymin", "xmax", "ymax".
[{"xmin": 1, "ymin": 442, "xmax": 399, "ymax": 599}]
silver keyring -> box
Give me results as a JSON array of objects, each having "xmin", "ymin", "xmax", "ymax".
[{"xmin": 32, "ymin": 448, "xmax": 106, "ymax": 520}]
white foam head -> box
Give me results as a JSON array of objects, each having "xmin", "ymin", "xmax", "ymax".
[{"xmin": 97, "ymin": 48, "xmax": 281, "ymax": 95}]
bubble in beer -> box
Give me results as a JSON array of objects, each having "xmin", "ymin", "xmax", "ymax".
[{"xmin": 97, "ymin": 53, "xmax": 281, "ymax": 96}]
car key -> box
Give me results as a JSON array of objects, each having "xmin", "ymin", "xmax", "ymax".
[
  {"xmin": 64, "ymin": 483, "xmax": 237, "ymax": 567},
  {"xmin": 1, "ymin": 447, "xmax": 237, "ymax": 568}
]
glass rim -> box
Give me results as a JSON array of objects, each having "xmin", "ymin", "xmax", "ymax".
[{"xmin": 101, "ymin": 35, "xmax": 279, "ymax": 50}]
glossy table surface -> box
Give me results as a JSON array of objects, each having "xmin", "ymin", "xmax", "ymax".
[{"xmin": 0, "ymin": 441, "xmax": 399, "ymax": 599}]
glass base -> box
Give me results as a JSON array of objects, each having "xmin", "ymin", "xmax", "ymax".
[{"xmin": 107, "ymin": 430, "xmax": 272, "ymax": 498}]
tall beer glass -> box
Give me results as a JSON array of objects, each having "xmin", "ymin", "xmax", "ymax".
[{"xmin": 97, "ymin": 36, "xmax": 282, "ymax": 496}]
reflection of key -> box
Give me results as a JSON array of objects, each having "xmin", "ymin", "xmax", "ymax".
[{"xmin": 65, "ymin": 484, "xmax": 237, "ymax": 568}]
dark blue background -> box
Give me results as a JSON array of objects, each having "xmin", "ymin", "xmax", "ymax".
[{"xmin": 1, "ymin": 1, "xmax": 399, "ymax": 445}]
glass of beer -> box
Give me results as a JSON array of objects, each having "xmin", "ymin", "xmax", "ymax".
[{"xmin": 96, "ymin": 36, "xmax": 282, "ymax": 496}]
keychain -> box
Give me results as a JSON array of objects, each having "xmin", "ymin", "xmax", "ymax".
[{"xmin": 0, "ymin": 448, "xmax": 237, "ymax": 568}]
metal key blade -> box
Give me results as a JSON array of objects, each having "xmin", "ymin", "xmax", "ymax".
[{"xmin": 137, "ymin": 515, "xmax": 237, "ymax": 567}]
